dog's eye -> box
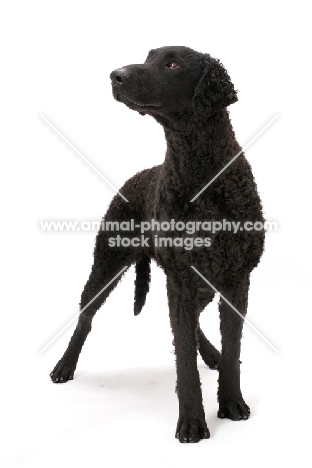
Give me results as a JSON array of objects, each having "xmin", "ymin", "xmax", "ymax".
[{"xmin": 166, "ymin": 61, "xmax": 179, "ymax": 69}]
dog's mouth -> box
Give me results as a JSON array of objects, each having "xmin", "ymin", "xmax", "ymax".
[{"xmin": 115, "ymin": 92, "xmax": 161, "ymax": 110}]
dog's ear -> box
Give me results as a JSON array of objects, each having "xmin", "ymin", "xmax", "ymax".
[{"xmin": 192, "ymin": 55, "xmax": 238, "ymax": 118}]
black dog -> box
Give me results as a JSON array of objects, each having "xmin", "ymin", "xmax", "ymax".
[{"xmin": 51, "ymin": 46, "xmax": 265, "ymax": 443}]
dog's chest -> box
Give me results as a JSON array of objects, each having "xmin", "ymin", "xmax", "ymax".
[
  {"xmin": 150, "ymin": 194, "xmax": 218, "ymax": 270},
  {"xmin": 149, "ymin": 187, "xmax": 264, "ymax": 278}
]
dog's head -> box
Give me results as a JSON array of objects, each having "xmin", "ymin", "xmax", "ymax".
[{"xmin": 110, "ymin": 46, "xmax": 237, "ymax": 126}]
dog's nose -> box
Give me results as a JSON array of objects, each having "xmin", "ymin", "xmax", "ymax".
[{"xmin": 110, "ymin": 67, "xmax": 130, "ymax": 85}]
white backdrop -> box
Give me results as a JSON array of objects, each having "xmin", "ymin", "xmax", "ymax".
[{"xmin": 1, "ymin": 1, "xmax": 311, "ymax": 467}]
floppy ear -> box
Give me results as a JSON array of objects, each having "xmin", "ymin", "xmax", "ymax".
[{"xmin": 192, "ymin": 55, "xmax": 238, "ymax": 118}]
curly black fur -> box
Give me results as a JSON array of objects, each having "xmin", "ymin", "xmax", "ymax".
[{"xmin": 50, "ymin": 46, "xmax": 265, "ymax": 443}]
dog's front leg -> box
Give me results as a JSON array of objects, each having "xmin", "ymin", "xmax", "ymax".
[
  {"xmin": 167, "ymin": 276, "xmax": 210, "ymax": 443},
  {"xmin": 218, "ymin": 276, "xmax": 251, "ymax": 420}
]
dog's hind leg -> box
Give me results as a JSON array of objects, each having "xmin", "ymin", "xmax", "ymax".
[
  {"xmin": 217, "ymin": 276, "xmax": 251, "ymax": 420},
  {"xmin": 195, "ymin": 292, "xmax": 221, "ymax": 369},
  {"xmin": 198, "ymin": 328, "xmax": 221, "ymax": 369},
  {"xmin": 50, "ymin": 234, "xmax": 135, "ymax": 383},
  {"xmin": 50, "ymin": 191, "xmax": 140, "ymax": 383}
]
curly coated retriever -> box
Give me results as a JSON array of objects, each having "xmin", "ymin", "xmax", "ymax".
[{"xmin": 50, "ymin": 46, "xmax": 265, "ymax": 443}]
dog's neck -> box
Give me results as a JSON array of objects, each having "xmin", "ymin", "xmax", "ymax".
[{"xmin": 160, "ymin": 109, "xmax": 240, "ymax": 198}]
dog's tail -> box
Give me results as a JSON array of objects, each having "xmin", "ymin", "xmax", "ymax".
[{"xmin": 134, "ymin": 253, "xmax": 151, "ymax": 315}]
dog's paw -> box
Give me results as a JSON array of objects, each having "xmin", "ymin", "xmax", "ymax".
[
  {"xmin": 198, "ymin": 336, "xmax": 221, "ymax": 370},
  {"xmin": 175, "ymin": 417, "xmax": 210, "ymax": 443},
  {"xmin": 218, "ymin": 399, "xmax": 250, "ymax": 421},
  {"xmin": 202, "ymin": 350, "xmax": 221, "ymax": 370},
  {"xmin": 50, "ymin": 360, "xmax": 76, "ymax": 383}
]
